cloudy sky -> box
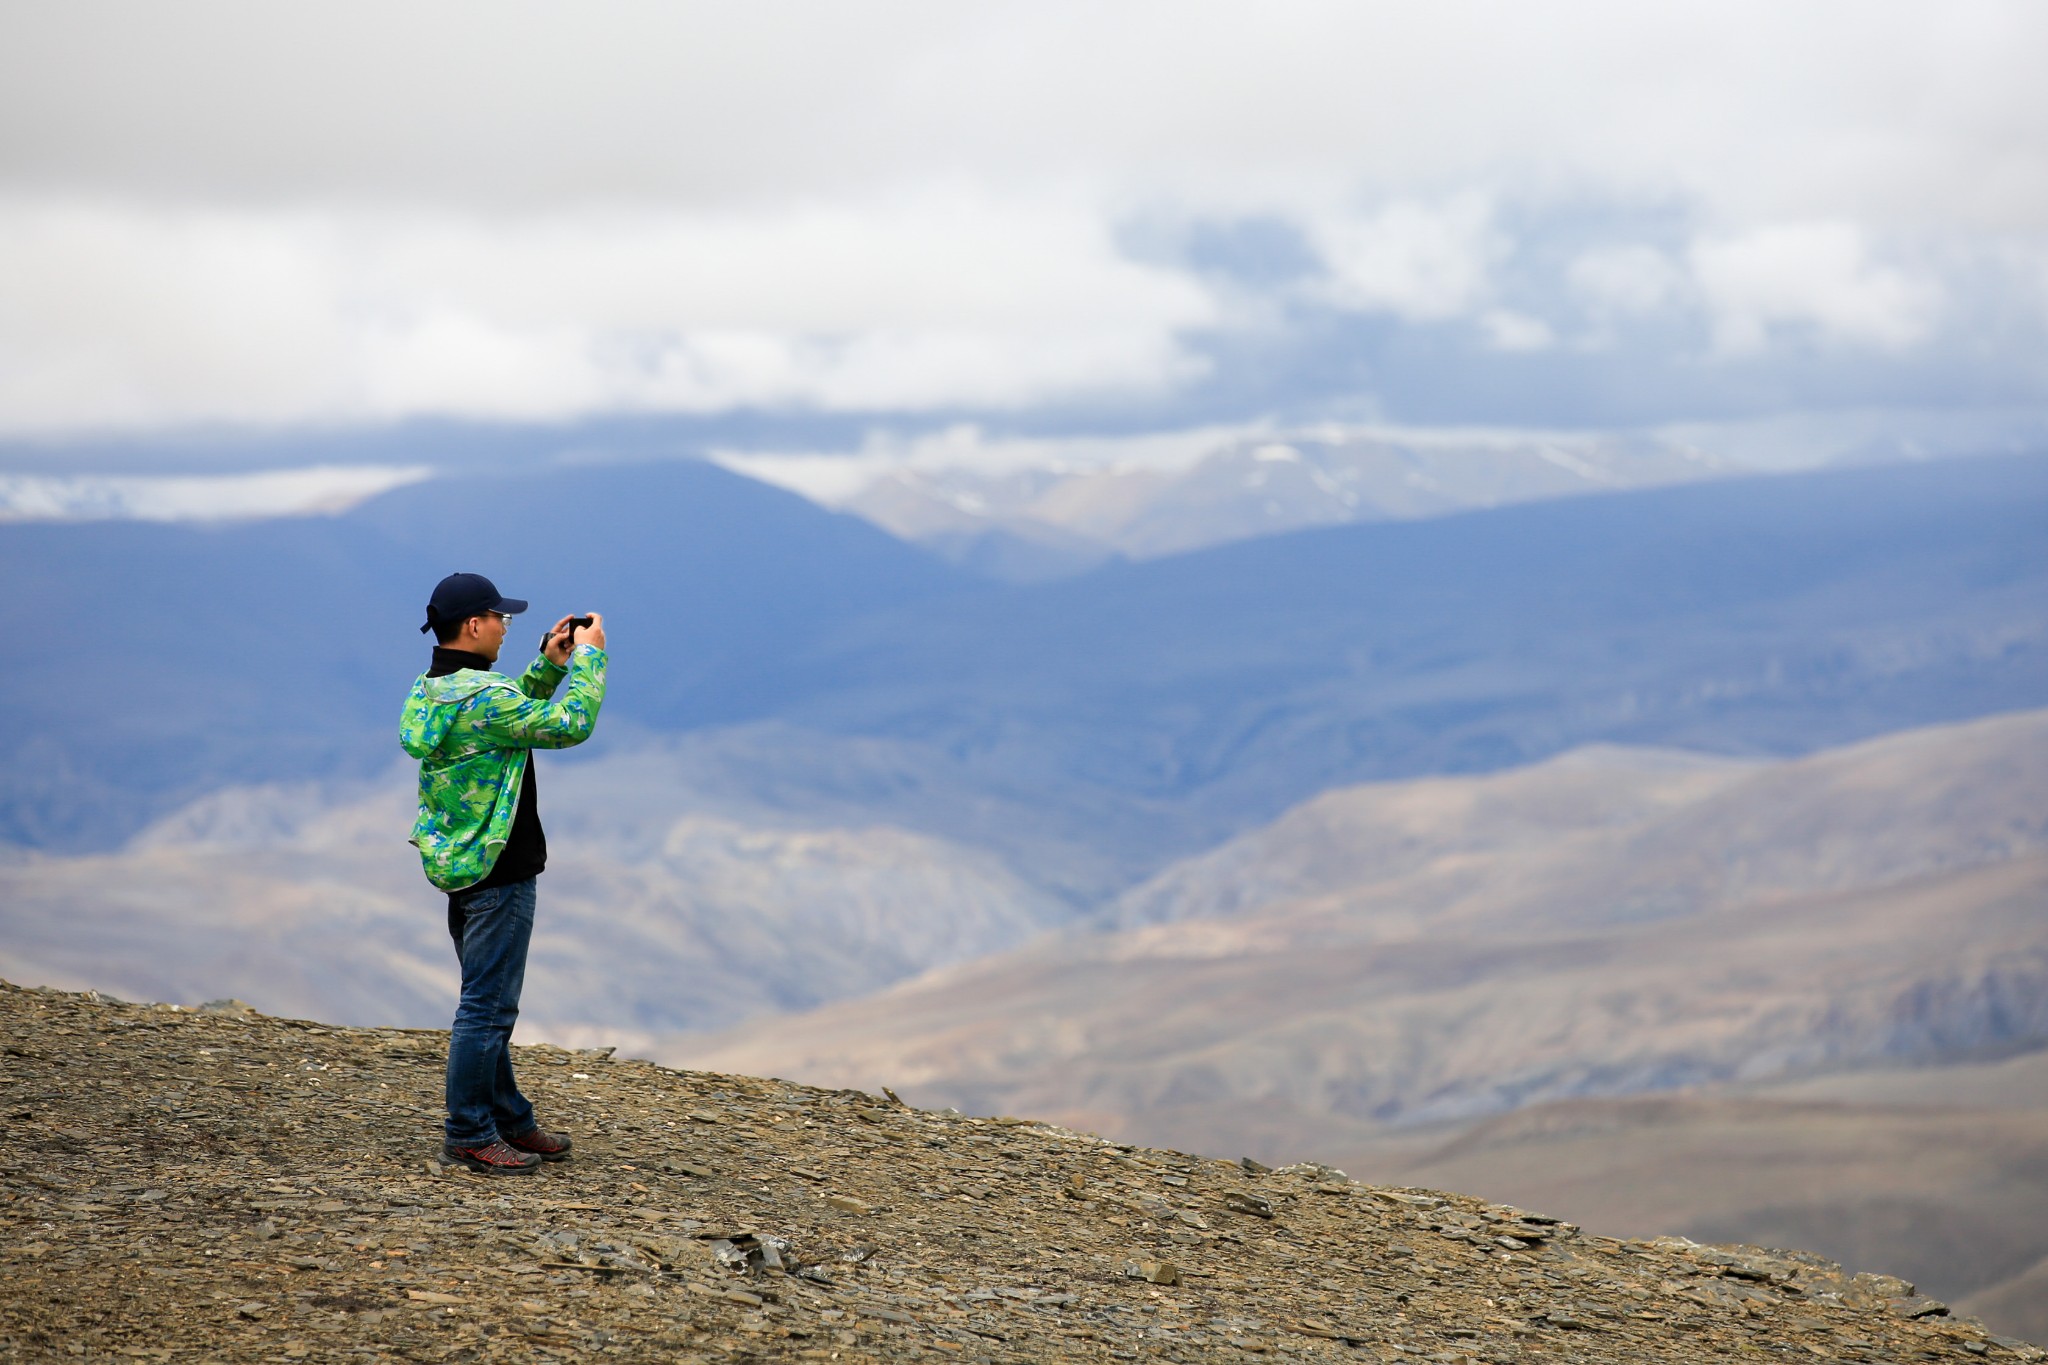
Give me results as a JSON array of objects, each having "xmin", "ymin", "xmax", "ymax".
[{"xmin": 2, "ymin": 1, "xmax": 2045, "ymax": 464}]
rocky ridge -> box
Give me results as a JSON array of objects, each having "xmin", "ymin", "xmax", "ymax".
[{"xmin": 2, "ymin": 980, "xmax": 2039, "ymax": 1363}]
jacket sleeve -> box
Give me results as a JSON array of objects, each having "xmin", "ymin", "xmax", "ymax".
[
  {"xmin": 466, "ymin": 646, "xmax": 607, "ymax": 749},
  {"xmin": 516, "ymin": 652, "xmax": 568, "ymax": 700}
]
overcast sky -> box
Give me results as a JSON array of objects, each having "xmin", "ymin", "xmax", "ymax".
[{"xmin": 2, "ymin": 1, "xmax": 2045, "ymax": 450}]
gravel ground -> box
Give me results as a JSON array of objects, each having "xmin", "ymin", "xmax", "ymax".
[{"xmin": 1, "ymin": 979, "xmax": 2039, "ymax": 1364}]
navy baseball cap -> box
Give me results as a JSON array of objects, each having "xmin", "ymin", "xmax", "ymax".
[{"xmin": 421, "ymin": 572, "xmax": 529, "ymax": 634}]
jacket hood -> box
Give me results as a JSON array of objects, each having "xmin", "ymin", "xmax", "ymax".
[{"xmin": 398, "ymin": 670, "xmax": 516, "ymax": 760}]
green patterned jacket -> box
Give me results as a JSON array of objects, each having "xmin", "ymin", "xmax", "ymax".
[{"xmin": 398, "ymin": 644, "xmax": 608, "ymax": 891}]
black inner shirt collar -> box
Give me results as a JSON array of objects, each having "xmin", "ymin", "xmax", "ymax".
[{"xmin": 427, "ymin": 646, "xmax": 495, "ymax": 678}]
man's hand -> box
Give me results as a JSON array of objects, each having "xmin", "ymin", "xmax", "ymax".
[
  {"xmin": 544, "ymin": 611, "xmax": 606, "ymax": 665},
  {"xmin": 544, "ymin": 613, "xmax": 606, "ymax": 667},
  {"xmin": 542, "ymin": 614, "xmax": 576, "ymax": 666}
]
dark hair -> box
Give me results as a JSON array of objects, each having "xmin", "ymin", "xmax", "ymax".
[{"xmin": 430, "ymin": 611, "xmax": 475, "ymax": 645}]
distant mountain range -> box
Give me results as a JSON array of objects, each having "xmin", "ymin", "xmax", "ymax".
[
  {"xmin": 4, "ymin": 451, "xmax": 2044, "ymax": 890},
  {"xmin": 667, "ymin": 709, "xmax": 2048, "ymax": 1325},
  {"xmin": 0, "ymin": 458, "xmax": 962, "ymax": 849},
  {"xmin": 14, "ymin": 706, "xmax": 2044, "ymax": 1102},
  {"xmin": 6, "ymin": 440, "xmax": 2044, "ymax": 1335},
  {"xmin": 0, "ymin": 762, "xmax": 1082, "ymax": 1040},
  {"xmin": 671, "ymin": 708, "xmax": 2048, "ymax": 1123},
  {"xmin": 835, "ymin": 427, "xmax": 1735, "ymax": 577},
  {"xmin": 762, "ymin": 451, "xmax": 2048, "ymax": 886}
]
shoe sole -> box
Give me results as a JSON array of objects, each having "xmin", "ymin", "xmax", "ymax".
[{"xmin": 439, "ymin": 1150, "xmax": 542, "ymax": 1175}]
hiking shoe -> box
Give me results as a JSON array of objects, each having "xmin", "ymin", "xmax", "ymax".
[
  {"xmin": 505, "ymin": 1126, "xmax": 573, "ymax": 1162},
  {"xmin": 441, "ymin": 1139, "xmax": 543, "ymax": 1175}
]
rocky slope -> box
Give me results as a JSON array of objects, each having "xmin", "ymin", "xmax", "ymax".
[{"xmin": 4, "ymin": 980, "xmax": 2038, "ymax": 1363}]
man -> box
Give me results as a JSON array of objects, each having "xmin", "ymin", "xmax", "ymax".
[{"xmin": 399, "ymin": 572, "xmax": 608, "ymax": 1175}]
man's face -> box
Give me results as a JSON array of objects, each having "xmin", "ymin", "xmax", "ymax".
[{"xmin": 467, "ymin": 610, "xmax": 509, "ymax": 663}]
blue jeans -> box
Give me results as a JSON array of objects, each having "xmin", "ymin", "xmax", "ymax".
[{"xmin": 444, "ymin": 878, "xmax": 539, "ymax": 1147}]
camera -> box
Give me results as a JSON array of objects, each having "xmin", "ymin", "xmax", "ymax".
[{"xmin": 542, "ymin": 616, "xmax": 597, "ymax": 651}]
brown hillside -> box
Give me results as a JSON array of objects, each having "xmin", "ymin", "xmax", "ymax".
[{"xmin": 3, "ymin": 980, "xmax": 2038, "ymax": 1363}]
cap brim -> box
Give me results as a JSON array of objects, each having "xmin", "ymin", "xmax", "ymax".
[{"xmin": 492, "ymin": 597, "xmax": 529, "ymax": 615}]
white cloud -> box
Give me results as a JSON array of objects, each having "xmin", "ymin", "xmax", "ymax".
[
  {"xmin": 1306, "ymin": 197, "xmax": 1503, "ymax": 322},
  {"xmin": 0, "ymin": 3, "xmax": 2043, "ymax": 434},
  {"xmin": 0, "ymin": 197, "xmax": 1218, "ymax": 432},
  {"xmin": 7, "ymin": 3, "xmax": 2045, "ymax": 231},
  {"xmin": 1479, "ymin": 309, "xmax": 1556, "ymax": 352},
  {"xmin": 1569, "ymin": 244, "xmax": 1684, "ymax": 316},
  {"xmin": 1689, "ymin": 222, "xmax": 1941, "ymax": 354}
]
